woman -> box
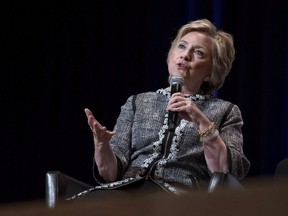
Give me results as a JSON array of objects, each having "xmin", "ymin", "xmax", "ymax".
[{"xmin": 70, "ymin": 19, "xmax": 250, "ymax": 199}]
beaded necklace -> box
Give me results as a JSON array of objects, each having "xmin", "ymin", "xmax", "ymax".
[{"xmin": 156, "ymin": 88, "xmax": 213, "ymax": 101}]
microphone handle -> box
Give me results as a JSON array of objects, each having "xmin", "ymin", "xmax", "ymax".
[
  {"xmin": 168, "ymin": 83, "xmax": 182, "ymax": 132},
  {"xmin": 171, "ymin": 82, "xmax": 182, "ymax": 94}
]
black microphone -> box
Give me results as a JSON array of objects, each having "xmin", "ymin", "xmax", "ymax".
[{"xmin": 168, "ymin": 75, "xmax": 184, "ymax": 132}]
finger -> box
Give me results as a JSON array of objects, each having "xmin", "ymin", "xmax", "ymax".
[
  {"xmin": 85, "ymin": 110, "xmax": 105, "ymax": 131},
  {"xmin": 87, "ymin": 115, "xmax": 95, "ymax": 128},
  {"xmin": 88, "ymin": 117, "xmax": 104, "ymax": 135},
  {"xmin": 175, "ymin": 101, "xmax": 185, "ymax": 108},
  {"xmin": 93, "ymin": 124, "xmax": 114, "ymax": 140},
  {"xmin": 170, "ymin": 94, "xmax": 185, "ymax": 103},
  {"xmin": 91, "ymin": 121, "xmax": 105, "ymax": 137},
  {"xmin": 171, "ymin": 92, "xmax": 182, "ymax": 97},
  {"xmin": 108, "ymin": 131, "xmax": 117, "ymax": 135},
  {"xmin": 90, "ymin": 117, "xmax": 104, "ymax": 130},
  {"xmin": 84, "ymin": 108, "xmax": 92, "ymax": 118},
  {"xmin": 86, "ymin": 108, "xmax": 99, "ymax": 120}
]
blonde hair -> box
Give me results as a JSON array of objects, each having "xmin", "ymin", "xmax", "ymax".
[{"xmin": 168, "ymin": 19, "xmax": 235, "ymax": 94}]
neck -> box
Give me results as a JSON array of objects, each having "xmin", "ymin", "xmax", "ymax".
[{"xmin": 181, "ymin": 86, "xmax": 200, "ymax": 96}]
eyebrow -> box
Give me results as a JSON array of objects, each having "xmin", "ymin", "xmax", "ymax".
[
  {"xmin": 179, "ymin": 39, "xmax": 188, "ymax": 44},
  {"xmin": 179, "ymin": 39, "xmax": 206, "ymax": 50}
]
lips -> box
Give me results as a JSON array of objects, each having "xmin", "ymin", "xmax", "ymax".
[{"xmin": 177, "ymin": 63, "xmax": 188, "ymax": 70}]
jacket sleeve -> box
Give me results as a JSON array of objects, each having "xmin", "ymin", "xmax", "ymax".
[
  {"xmin": 219, "ymin": 104, "xmax": 251, "ymax": 180},
  {"xmin": 91, "ymin": 95, "xmax": 135, "ymax": 183},
  {"xmin": 109, "ymin": 95, "xmax": 136, "ymax": 177}
]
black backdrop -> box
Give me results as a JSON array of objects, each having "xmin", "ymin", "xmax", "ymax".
[{"xmin": 1, "ymin": 0, "xmax": 288, "ymax": 203}]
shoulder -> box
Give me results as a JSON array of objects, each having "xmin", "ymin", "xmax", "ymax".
[
  {"xmin": 125, "ymin": 90, "xmax": 168, "ymax": 113},
  {"xmin": 202, "ymin": 97, "xmax": 243, "ymax": 121},
  {"xmin": 130, "ymin": 89, "xmax": 168, "ymax": 102},
  {"xmin": 208, "ymin": 97, "xmax": 240, "ymax": 112},
  {"xmin": 209, "ymin": 98, "xmax": 243, "ymax": 127},
  {"xmin": 215, "ymin": 98, "xmax": 242, "ymax": 114}
]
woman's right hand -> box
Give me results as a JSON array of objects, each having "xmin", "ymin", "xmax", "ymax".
[
  {"xmin": 84, "ymin": 108, "xmax": 118, "ymax": 181},
  {"xmin": 84, "ymin": 108, "xmax": 116, "ymax": 147}
]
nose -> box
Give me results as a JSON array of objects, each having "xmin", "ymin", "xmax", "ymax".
[{"xmin": 181, "ymin": 51, "xmax": 192, "ymax": 61}]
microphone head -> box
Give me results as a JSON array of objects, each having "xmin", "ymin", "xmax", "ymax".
[{"xmin": 169, "ymin": 75, "xmax": 184, "ymax": 86}]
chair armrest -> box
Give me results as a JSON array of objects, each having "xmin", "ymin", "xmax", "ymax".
[
  {"xmin": 274, "ymin": 158, "xmax": 288, "ymax": 179},
  {"xmin": 207, "ymin": 172, "xmax": 244, "ymax": 193},
  {"xmin": 45, "ymin": 171, "xmax": 93, "ymax": 208}
]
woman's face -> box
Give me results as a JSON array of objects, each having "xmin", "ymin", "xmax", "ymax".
[{"xmin": 168, "ymin": 31, "xmax": 214, "ymax": 92}]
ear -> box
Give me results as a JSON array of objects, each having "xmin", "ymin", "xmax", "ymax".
[{"xmin": 204, "ymin": 70, "xmax": 212, "ymax": 81}]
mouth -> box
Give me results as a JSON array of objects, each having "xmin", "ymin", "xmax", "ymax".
[{"xmin": 177, "ymin": 62, "xmax": 189, "ymax": 70}]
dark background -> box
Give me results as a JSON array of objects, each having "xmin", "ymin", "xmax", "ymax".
[{"xmin": 1, "ymin": 0, "xmax": 288, "ymax": 203}]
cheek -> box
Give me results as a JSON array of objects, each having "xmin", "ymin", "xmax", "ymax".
[
  {"xmin": 168, "ymin": 51, "xmax": 178, "ymax": 61},
  {"xmin": 167, "ymin": 55, "xmax": 176, "ymax": 70},
  {"xmin": 192, "ymin": 61, "xmax": 211, "ymax": 74}
]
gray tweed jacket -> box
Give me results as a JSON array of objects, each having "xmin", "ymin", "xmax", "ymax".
[{"xmin": 73, "ymin": 88, "xmax": 250, "ymax": 198}]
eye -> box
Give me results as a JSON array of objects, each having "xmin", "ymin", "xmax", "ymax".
[
  {"xmin": 194, "ymin": 49, "xmax": 204, "ymax": 58},
  {"xmin": 177, "ymin": 43, "xmax": 186, "ymax": 49}
]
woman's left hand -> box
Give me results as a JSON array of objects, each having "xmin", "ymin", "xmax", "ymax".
[{"xmin": 167, "ymin": 92, "xmax": 208, "ymax": 126}]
